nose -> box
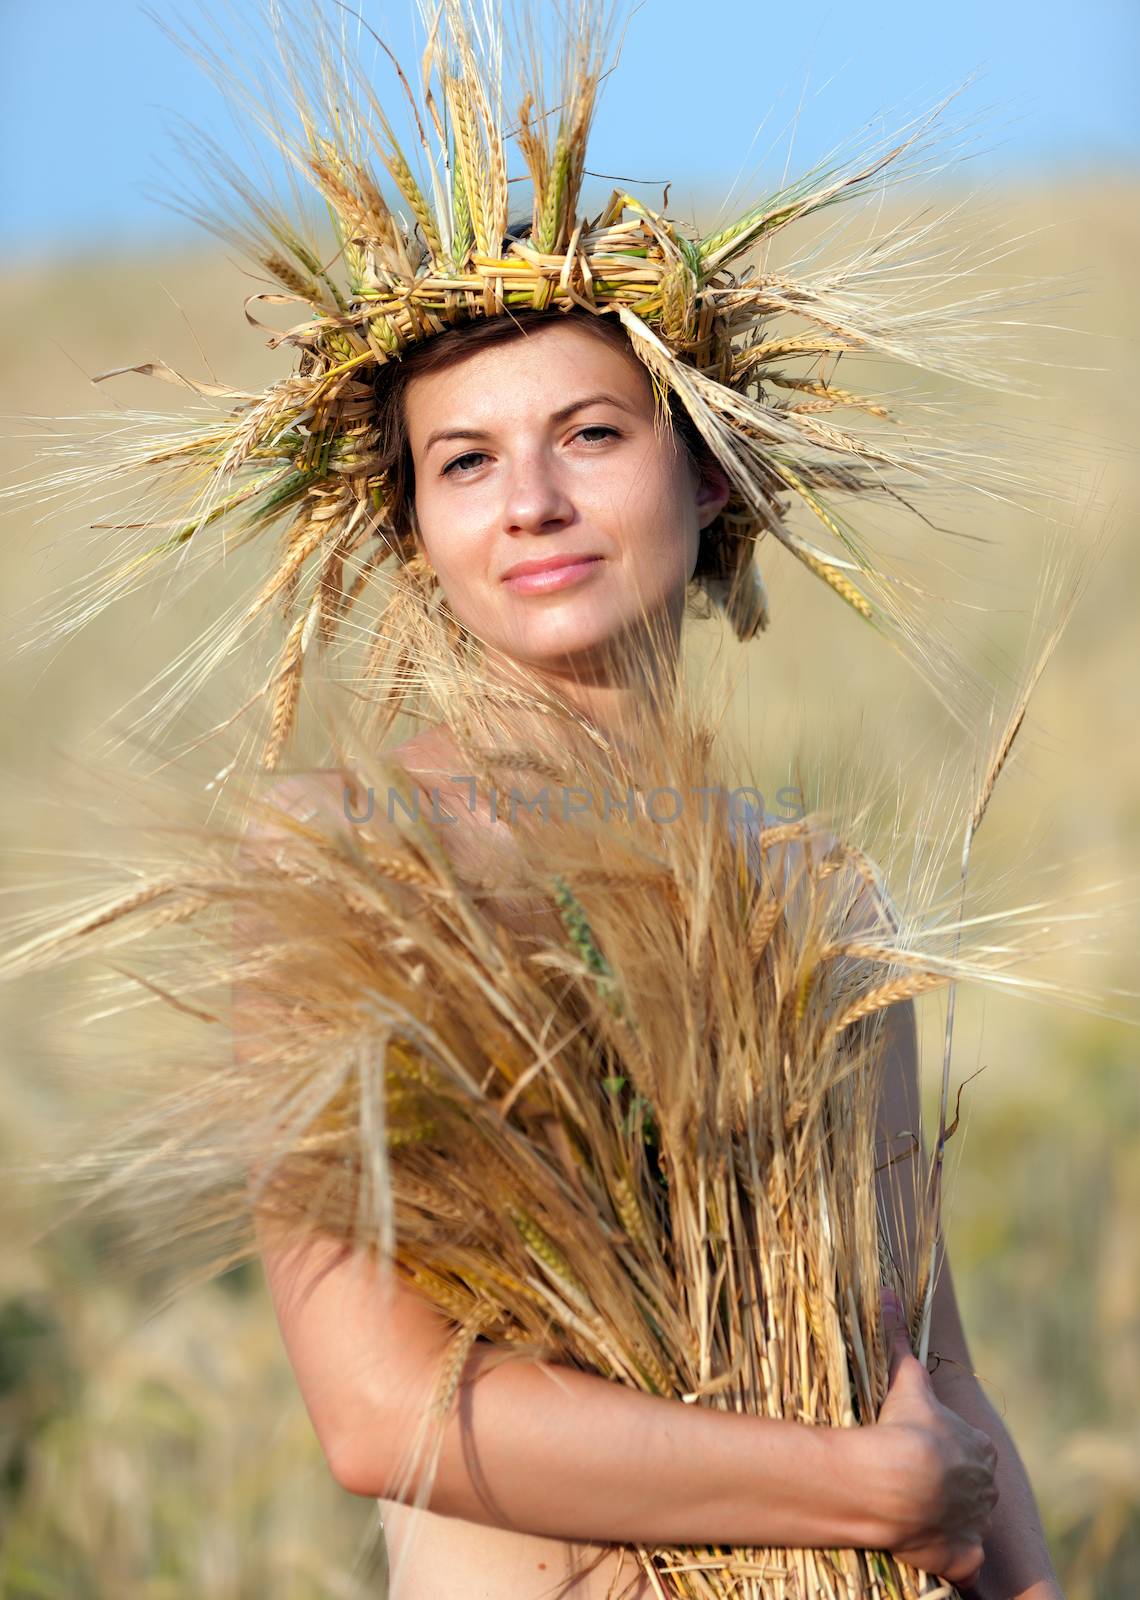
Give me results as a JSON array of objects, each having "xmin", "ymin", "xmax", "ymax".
[{"xmin": 501, "ymin": 444, "xmax": 575, "ymax": 536}]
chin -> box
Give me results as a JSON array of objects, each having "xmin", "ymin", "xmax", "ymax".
[
  {"xmin": 488, "ymin": 602, "xmax": 615, "ymax": 659},
  {"xmin": 505, "ymin": 619, "xmax": 668, "ymax": 679}
]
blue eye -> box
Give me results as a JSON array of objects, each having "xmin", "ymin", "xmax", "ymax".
[{"xmin": 576, "ymin": 426, "xmax": 618, "ymax": 444}]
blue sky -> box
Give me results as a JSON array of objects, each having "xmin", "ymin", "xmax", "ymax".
[{"xmin": 3, "ymin": 0, "xmax": 1137, "ymax": 257}]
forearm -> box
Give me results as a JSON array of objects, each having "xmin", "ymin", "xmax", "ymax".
[
  {"xmin": 287, "ymin": 1241, "xmax": 882, "ymax": 1550},
  {"xmin": 395, "ymin": 1341, "xmax": 883, "ymax": 1548},
  {"xmin": 933, "ymin": 1370, "xmax": 1061, "ymax": 1600}
]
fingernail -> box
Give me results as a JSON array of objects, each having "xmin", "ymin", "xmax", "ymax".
[{"xmin": 880, "ymin": 1287, "xmax": 904, "ymax": 1319}]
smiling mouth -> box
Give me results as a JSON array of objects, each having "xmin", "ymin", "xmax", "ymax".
[{"xmin": 501, "ymin": 556, "xmax": 604, "ymax": 594}]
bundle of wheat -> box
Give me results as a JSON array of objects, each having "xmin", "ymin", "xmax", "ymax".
[
  {"xmin": 4, "ymin": 564, "xmax": 1124, "ymax": 1598},
  {"xmin": 2, "ymin": 5, "xmax": 1124, "ymax": 1594}
]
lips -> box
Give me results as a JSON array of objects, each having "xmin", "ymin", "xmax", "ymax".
[
  {"xmin": 501, "ymin": 553, "xmax": 603, "ymax": 581},
  {"xmin": 500, "ymin": 554, "xmax": 605, "ymax": 595}
]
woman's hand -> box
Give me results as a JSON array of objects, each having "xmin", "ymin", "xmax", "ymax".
[{"xmin": 869, "ymin": 1288, "xmax": 999, "ymax": 1586}]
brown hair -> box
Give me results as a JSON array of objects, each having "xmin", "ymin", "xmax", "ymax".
[{"xmin": 368, "ymin": 306, "xmax": 739, "ymax": 603}]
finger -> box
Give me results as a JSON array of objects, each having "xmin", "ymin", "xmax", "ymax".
[
  {"xmin": 880, "ymin": 1287, "xmax": 913, "ymax": 1380},
  {"xmin": 961, "ymin": 1550, "xmax": 985, "ymax": 1589},
  {"xmin": 942, "ymin": 1541, "xmax": 985, "ymax": 1587}
]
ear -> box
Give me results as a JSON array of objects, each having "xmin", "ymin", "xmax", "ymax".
[{"xmin": 695, "ymin": 458, "xmax": 732, "ymax": 529}]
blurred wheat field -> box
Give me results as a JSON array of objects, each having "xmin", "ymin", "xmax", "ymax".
[{"xmin": 1, "ymin": 180, "xmax": 1138, "ymax": 1596}]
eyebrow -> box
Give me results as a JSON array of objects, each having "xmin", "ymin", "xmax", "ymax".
[{"xmin": 421, "ymin": 392, "xmax": 639, "ymax": 457}]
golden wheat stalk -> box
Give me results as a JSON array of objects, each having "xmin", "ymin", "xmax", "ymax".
[
  {"xmin": 5, "ymin": 582, "xmax": 1134, "ymax": 1595},
  {"xmin": 914, "ymin": 523, "xmax": 1112, "ymax": 1364}
]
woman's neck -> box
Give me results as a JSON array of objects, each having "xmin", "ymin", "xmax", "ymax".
[{"xmin": 481, "ymin": 610, "xmax": 684, "ymax": 768}]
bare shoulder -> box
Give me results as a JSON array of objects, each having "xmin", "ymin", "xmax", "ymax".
[
  {"xmin": 245, "ymin": 765, "xmax": 361, "ymax": 847},
  {"xmin": 245, "ymin": 724, "xmax": 455, "ymax": 838},
  {"xmin": 380, "ymin": 724, "xmax": 484, "ymax": 821},
  {"xmin": 384, "ymin": 724, "xmax": 460, "ymax": 776},
  {"xmin": 241, "ymin": 727, "xmax": 474, "ymax": 869}
]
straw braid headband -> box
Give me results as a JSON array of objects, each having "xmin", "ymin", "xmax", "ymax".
[{"xmin": 32, "ymin": 0, "xmax": 1002, "ymax": 771}]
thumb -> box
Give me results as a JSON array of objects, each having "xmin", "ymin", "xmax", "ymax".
[{"xmin": 880, "ymin": 1286, "xmax": 914, "ymax": 1382}]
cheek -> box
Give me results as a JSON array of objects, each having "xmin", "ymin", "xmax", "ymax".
[
  {"xmin": 611, "ymin": 444, "xmax": 700, "ymax": 558},
  {"xmin": 413, "ymin": 483, "xmax": 489, "ymax": 581},
  {"xmin": 411, "ymin": 486, "xmax": 519, "ymax": 637},
  {"xmin": 584, "ymin": 463, "xmax": 698, "ymax": 619}
]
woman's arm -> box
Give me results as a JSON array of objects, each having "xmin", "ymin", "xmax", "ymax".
[
  {"xmin": 234, "ymin": 779, "xmax": 994, "ymax": 1581},
  {"xmin": 875, "ymin": 995, "xmax": 1064, "ymax": 1599},
  {"xmin": 258, "ymin": 1213, "xmax": 991, "ymax": 1580}
]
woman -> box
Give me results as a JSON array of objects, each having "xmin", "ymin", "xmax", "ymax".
[
  {"xmin": 6, "ymin": 2, "xmax": 1069, "ymax": 1592},
  {"xmin": 241, "ymin": 305, "xmax": 1063, "ymax": 1599}
]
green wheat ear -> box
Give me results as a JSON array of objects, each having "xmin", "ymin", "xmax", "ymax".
[
  {"xmin": 551, "ymin": 873, "xmax": 609, "ymax": 975},
  {"xmin": 551, "ymin": 874, "xmax": 624, "ymax": 1018},
  {"xmin": 451, "ymin": 153, "xmax": 473, "ymax": 267}
]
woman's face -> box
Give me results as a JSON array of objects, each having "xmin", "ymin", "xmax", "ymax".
[{"xmin": 403, "ymin": 320, "xmax": 729, "ymax": 676}]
